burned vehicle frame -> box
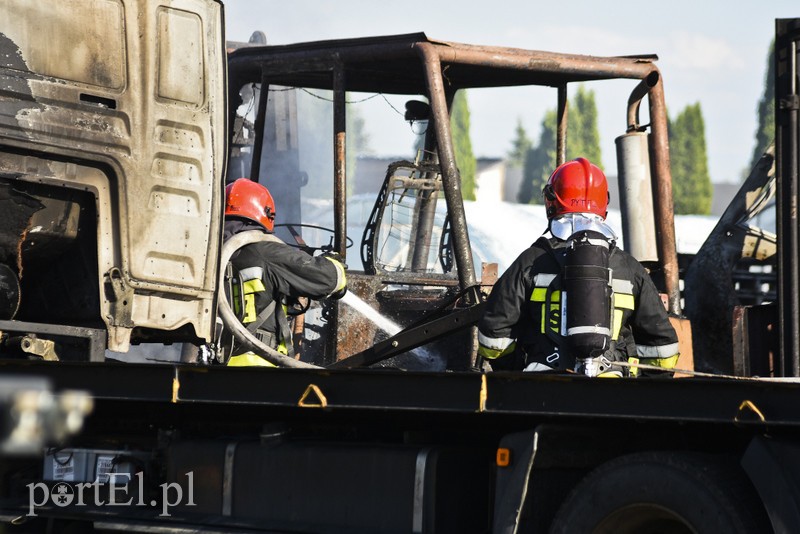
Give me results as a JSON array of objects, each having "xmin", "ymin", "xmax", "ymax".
[{"xmin": 225, "ymin": 33, "xmax": 681, "ymax": 369}]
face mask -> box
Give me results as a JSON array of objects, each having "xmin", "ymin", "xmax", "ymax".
[{"xmin": 549, "ymin": 213, "xmax": 617, "ymax": 242}]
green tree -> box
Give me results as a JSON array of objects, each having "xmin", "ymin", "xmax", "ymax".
[
  {"xmin": 568, "ymin": 85, "xmax": 603, "ymax": 167},
  {"xmin": 507, "ymin": 118, "xmax": 532, "ymax": 168},
  {"xmin": 518, "ymin": 109, "xmax": 557, "ymax": 204},
  {"xmin": 450, "ymin": 90, "xmax": 476, "ymax": 200},
  {"xmin": 669, "ymin": 103, "xmax": 712, "ymax": 215},
  {"xmin": 517, "ymin": 85, "xmax": 602, "ymax": 204},
  {"xmin": 749, "ymin": 40, "xmax": 775, "ymax": 173}
]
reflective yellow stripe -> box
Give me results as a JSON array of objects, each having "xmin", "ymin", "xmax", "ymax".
[
  {"xmin": 243, "ymin": 296, "xmax": 257, "ymax": 323},
  {"xmin": 628, "ymin": 357, "xmax": 640, "ymax": 377},
  {"xmin": 641, "ymin": 354, "xmax": 680, "ymax": 369},
  {"xmin": 227, "ymin": 352, "xmax": 277, "ymax": 367},
  {"xmin": 531, "ymin": 287, "xmax": 561, "ymax": 303},
  {"xmin": 242, "ymin": 279, "xmax": 265, "ymax": 293},
  {"xmin": 241, "ymin": 279, "xmax": 266, "ymax": 323},
  {"xmin": 232, "ymin": 284, "xmax": 242, "ymax": 316},
  {"xmin": 540, "ymin": 303, "xmax": 545, "ymax": 333},
  {"xmin": 479, "ymin": 345, "xmax": 502, "ymax": 360},
  {"xmin": 531, "ymin": 287, "xmax": 546, "ymax": 333},
  {"xmin": 597, "ymin": 371, "xmax": 622, "ymax": 378},
  {"xmin": 611, "ymin": 293, "xmax": 634, "ymax": 340},
  {"xmin": 530, "ymin": 288, "xmax": 547, "ymax": 302},
  {"xmin": 324, "ymin": 257, "xmax": 347, "ymax": 292},
  {"xmin": 612, "ymin": 309, "xmax": 623, "ymax": 340},
  {"xmin": 478, "ymin": 341, "xmax": 516, "ymax": 360},
  {"xmin": 532, "ymin": 288, "xmax": 561, "ymax": 334},
  {"xmin": 614, "ymin": 293, "xmax": 635, "ymax": 310}
]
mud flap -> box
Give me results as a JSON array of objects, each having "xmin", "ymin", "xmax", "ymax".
[
  {"xmin": 492, "ymin": 430, "xmax": 537, "ymax": 534},
  {"xmin": 741, "ymin": 435, "xmax": 800, "ymax": 533}
]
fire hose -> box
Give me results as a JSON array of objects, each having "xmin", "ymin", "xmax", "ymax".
[{"xmin": 610, "ymin": 360, "xmax": 769, "ymax": 380}]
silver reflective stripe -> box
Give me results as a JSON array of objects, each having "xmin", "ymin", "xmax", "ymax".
[
  {"xmin": 567, "ymin": 326, "xmax": 612, "ymax": 336},
  {"xmin": 478, "ymin": 330, "xmax": 514, "ymax": 350},
  {"xmin": 637, "ymin": 342, "xmax": 680, "ymax": 358},
  {"xmin": 612, "ymin": 279, "xmax": 634, "ymax": 293},
  {"xmin": 583, "ymin": 237, "xmax": 610, "ymax": 248},
  {"xmin": 222, "ymin": 442, "xmax": 238, "ymax": 516},
  {"xmin": 413, "ymin": 448, "xmax": 431, "ymax": 533},
  {"xmin": 238, "ymin": 266, "xmax": 263, "ymax": 282},
  {"xmin": 534, "ymin": 273, "xmax": 557, "ymax": 286}
]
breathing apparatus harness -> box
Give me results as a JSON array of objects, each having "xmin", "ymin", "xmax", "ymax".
[{"xmin": 538, "ymin": 215, "xmax": 619, "ymax": 377}]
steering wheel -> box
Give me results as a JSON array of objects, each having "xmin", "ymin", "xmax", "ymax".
[{"xmin": 274, "ymin": 223, "xmax": 354, "ymax": 255}]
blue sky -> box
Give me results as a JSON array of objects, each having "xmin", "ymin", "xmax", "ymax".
[{"xmin": 224, "ymin": 0, "xmax": 797, "ymax": 186}]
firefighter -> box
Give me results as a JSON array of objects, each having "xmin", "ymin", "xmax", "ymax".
[
  {"xmin": 222, "ymin": 178, "xmax": 347, "ymax": 366},
  {"xmin": 477, "ymin": 158, "xmax": 679, "ymax": 377}
]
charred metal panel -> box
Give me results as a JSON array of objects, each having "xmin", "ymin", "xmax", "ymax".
[
  {"xmin": 684, "ymin": 149, "xmax": 776, "ymax": 374},
  {"xmin": 0, "ymin": 0, "xmax": 125, "ymax": 89},
  {"xmin": 0, "ymin": 157, "xmax": 108, "ymax": 334},
  {"xmin": 0, "ymin": 181, "xmax": 42, "ymax": 270},
  {"xmin": 0, "ymin": 0, "xmax": 226, "ymax": 350},
  {"xmin": 732, "ymin": 304, "xmax": 778, "ymax": 377},
  {"xmin": 333, "ymin": 272, "xmax": 471, "ymax": 371}
]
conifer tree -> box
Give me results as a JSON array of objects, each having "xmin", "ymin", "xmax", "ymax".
[
  {"xmin": 568, "ymin": 86, "xmax": 603, "ymax": 168},
  {"xmin": 518, "ymin": 109, "xmax": 557, "ymax": 204},
  {"xmin": 669, "ymin": 103, "xmax": 712, "ymax": 215},
  {"xmin": 508, "ymin": 118, "xmax": 532, "ymax": 168},
  {"xmin": 517, "ymin": 85, "xmax": 602, "ymax": 204},
  {"xmin": 450, "ymin": 90, "xmax": 477, "ymax": 200}
]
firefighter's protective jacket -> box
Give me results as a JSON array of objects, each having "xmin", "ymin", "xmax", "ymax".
[
  {"xmin": 223, "ymin": 220, "xmax": 346, "ymax": 365},
  {"xmin": 477, "ymin": 235, "xmax": 679, "ymax": 372}
]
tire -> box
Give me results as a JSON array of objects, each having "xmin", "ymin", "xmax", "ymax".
[{"xmin": 549, "ymin": 451, "xmax": 771, "ymax": 534}]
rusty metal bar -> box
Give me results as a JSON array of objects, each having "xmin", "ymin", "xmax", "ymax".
[
  {"xmin": 325, "ymin": 66, "xmax": 346, "ymax": 365},
  {"xmin": 232, "ymin": 39, "xmax": 658, "ymax": 83},
  {"xmin": 333, "ymin": 65, "xmax": 347, "ymax": 257},
  {"xmin": 415, "ymin": 42, "xmax": 477, "ymax": 292},
  {"xmin": 410, "ymin": 122, "xmax": 442, "ymax": 272},
  {"xmin": 432, "ymin": 44, "xmax": 657, "ymax": 81},
  {"xmin": 249, "ymin": 75, "xmax": 270, "ymax": 183},
  {"xmin": 646, "ymin": 72, "xmax": 681, "ymax": 315},
  {"xmin": 627, "ymin": 72, "xmax": 660, "ymax": 131},
  {"xmin": 556, "ymin": 85, "xmax": 568, "ymax": 166},
  {"xmin": 410, "ymin": 189, "xmax": 438, "ymax": 271}
]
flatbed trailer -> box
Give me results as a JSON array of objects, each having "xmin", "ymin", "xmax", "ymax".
[{"xmin": 1, "ymin": 360, "xmax": 800, "ymax": 533}]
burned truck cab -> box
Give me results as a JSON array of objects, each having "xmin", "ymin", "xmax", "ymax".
[{"xmin": 0, "ymin": 0, "xmax": 227, "ymax": 360}]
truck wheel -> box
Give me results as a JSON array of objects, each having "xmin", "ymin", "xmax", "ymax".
[{"xmin": 549, "ymin": 451, "xmax": 770, "ymax": 534}]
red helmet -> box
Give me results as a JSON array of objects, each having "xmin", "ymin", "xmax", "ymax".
[
  {"xmin": 543, "ymin": 157, "xmax": 608, "ymax": 219},
  {"xmin": 224, "ymin": 178, "xmax": 276, "ymax": 231}
]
